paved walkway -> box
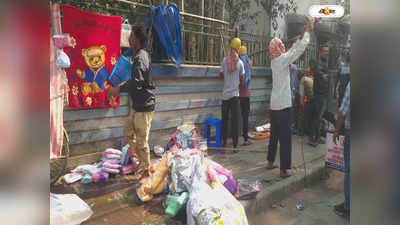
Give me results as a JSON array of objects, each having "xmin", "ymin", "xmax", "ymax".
[{"xmin": 52, "ymin": 135, "xmax": 329, "ymax": 225}]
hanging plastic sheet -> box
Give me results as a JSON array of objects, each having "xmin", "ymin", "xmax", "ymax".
[
  {"xmin": 147, "ymin": 3, "xmax": 183, "ymax": 66},
  {"xmin": 240, "ymin": 54, "xmax": 251, "ymax": 88}
]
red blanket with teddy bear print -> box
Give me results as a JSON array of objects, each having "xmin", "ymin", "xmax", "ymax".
[{"xmin": 62, "ymin": 4, "xmax": 121, "ymax": 108}]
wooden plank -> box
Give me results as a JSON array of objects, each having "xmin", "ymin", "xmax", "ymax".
[
  {"xmin": 153, "ymin": 100, "xmax": 269, "ymax": 122},
  {"xmin": 154, "ymin": 83, "xmax": 271, "ymax": 95},
  {"xmin": 153, "ymin": 77, "xmax": 222, "ymax": 86},
  {"xmin": 153, "ymin": 76, "xmax": 269, "ymax": 87},
  {"xmin": 64, "ymin": 116, "xmax": 128, "ymax": 132},
  {"xmin": 150, "ymin": 63, "xmax": 271, "ymax": 78},
  {"xmin": 155, "ymin": 95, "xmax": 269, "ymax": 112},
  {"xmin": 156, "ymin": 88, "xmax": 269, "ymax": 103},
  {"xmin": 64, "ymin": 106, "xmax": 130, "ymax": 121},
  {"xmin": 69, "ymin": 127, "xmax": 124, "ymax": 145}
]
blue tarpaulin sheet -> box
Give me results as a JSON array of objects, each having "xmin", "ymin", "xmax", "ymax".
[
  {"xmin": 147, "ymin": 3, "xmax": 183, "ymax": 66},
  {"xmin": 240, "ymin": 54, "xmax": 251, "ymax": 88}
]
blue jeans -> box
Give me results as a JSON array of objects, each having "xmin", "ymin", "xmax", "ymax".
[{"xmin": 344, "ymin": 134, "xmax": 350, "ymax": 210}]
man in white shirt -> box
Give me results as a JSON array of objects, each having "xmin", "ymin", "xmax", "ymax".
[{"xmin": 266, "ymin": 19, "xmax": 315, "ymax": 178}]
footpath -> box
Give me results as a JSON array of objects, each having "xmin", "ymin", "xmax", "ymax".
[{"xmin": 51, "ymin": 135, "xmax": 328, "ymax": 225}]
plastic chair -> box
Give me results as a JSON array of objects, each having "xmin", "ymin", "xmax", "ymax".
[{"xmin": 203, "ymin": 118, "xmax": 222, "ymax": 153}]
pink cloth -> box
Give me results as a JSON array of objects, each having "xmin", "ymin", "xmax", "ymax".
[
  {"xmin": 50, "ymin": 4, "xmax": 69, "ymax": 159},
  {"xmin": 239, "ymin": 85, "xmax": 251, "ymax": 97},
  {"xmin": 239, "ymin": 58, "xmax": 251, "ymax": 97},
  {"xmin": 269, "ymin": 37, "xmax": 284, "ymax": 60},
  {"xmin": 226, "ymin": 47, "xmax": 239, "ymax": 73}
]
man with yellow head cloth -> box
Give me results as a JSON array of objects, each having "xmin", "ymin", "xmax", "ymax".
[
  {"xmin": 239, "ymin": 45, "xmax": 252, "ymax": 146},
  {"xmin": 219, "ymin": 37, "xmax": 245, "ymax": 152}
]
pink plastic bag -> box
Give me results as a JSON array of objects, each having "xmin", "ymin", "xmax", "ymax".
[
  {"xmin": 206, "ymin": 159, "xmax": 233, "ymax": 179},
  {"xmin": 102, "ymin": 167, "xmax": 120, "ymax": 174},
  {"xmin": 105, "ymin": 148, "xmax": 122, "ymax": 155},
  {"xmin": 91, "ymin": 172, "xmax": 109, "ymax": 183},
  {"xmin": 103, "ymin": 153, "xmax": 121, "ymax": 159},
  {"xmin": 103, "ymin": 159, "xmax": 121, "ymax": 164},
  {"xmin": 121, "ymin": 163, "xmax": 139, "ymax": 175},
  {"xmin": 52, "ymin": 34, "xmax": 72, "ymax": 49},
  {"xmin": 103, "ymin": 162, "xmax": 121, "ymax": 169}
]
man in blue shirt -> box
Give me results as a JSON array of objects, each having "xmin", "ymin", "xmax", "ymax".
[{"xmin": 333, "ymin": 82, "xmax": 350, "ymax": 219}]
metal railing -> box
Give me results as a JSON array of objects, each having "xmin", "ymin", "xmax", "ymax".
[
  {"xmin": 178, "ymin": 19, "xmax": 270, "ymax": 66},
  {"xmin": 57, "ymin": 0, "xmax": 271, "ymax": 67}
]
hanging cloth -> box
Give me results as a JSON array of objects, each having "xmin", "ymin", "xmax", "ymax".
[
  {"xmin": 147, "ymin": 3, "xmax": 183, "ymax": 66},
  {"xmin": 240, "ymin": 54, "xmax": 251, "ymax": 88}
]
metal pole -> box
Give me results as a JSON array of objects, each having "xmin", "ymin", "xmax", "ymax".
[
  {"xmin": 201, "ymin": 0, "xmax": 204, "ymax": 62},
  {"xmin": 116, "ymin": 0, "xmax": 229, "ymax": 25}
]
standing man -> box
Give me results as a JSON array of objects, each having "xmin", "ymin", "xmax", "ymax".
[
  {"xmin": 335, "ymin": 53, "xmax": 350, "ymax": 109},
  {"xmin": 219, "ymin": 37, "xmax": 245, "ymax": 152},
  {"xmin": 239, "ymin": 45, "xmax": 252, "ymax": 146},
  {"xmin": 299, "ymin": 61, "xmax": 315, "ymax": 136},
  {"xmin": 266, "ymin": 20, "xmax": 314, "ymax": 178},
  {"xmin": 308, "ymin": 44, "xmax": 330, "ymax": 147},
  {"xmin": 333, "ymin": 82, "xmax": 351, "ymax": 219},
  {"xmin": 108, "ymin": 26, "xmax": 155, "ymax": 179}
]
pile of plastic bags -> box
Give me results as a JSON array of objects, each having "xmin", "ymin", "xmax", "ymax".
[{"xmin": 135, "ymin": 125, "xmax": 251, "ymax": 225}]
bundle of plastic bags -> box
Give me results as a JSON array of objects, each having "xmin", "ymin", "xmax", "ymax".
[
  {"xmin": 186, "ymin": 159, "xmax": 249, "ymax": 225},
  {"xmin": 118, "ymin": 144, "xmax": 140, "ymax": 175},
  {"xmin": 206, "ymin": 159, "xmax": 238, "ymax": 196}
]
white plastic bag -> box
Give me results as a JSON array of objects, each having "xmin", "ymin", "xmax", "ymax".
[
  {"xmin": 50, "ymin": 193, "xmax": 93, "ymax": 225},
  {"xmin": 63, "ymin": 173, "xmax": 83, "ymax": 184},
  {"xmin": 255, "ymin": 123, "xmax": 270, "ymax": 132},
  {"xmin": 71, "ymin": 164, "xmax": 102, "ymax": 175},
  {"xmin": 56, "ymin": 50, "xmax": 70, "ymax": 68}
]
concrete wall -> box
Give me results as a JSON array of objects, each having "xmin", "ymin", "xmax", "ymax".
[{"xmin": 64, "ymin": 64, "xmax": 272, "ymax": 169}]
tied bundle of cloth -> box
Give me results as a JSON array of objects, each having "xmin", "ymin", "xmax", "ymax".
[
  {"xmin": 101, "ymin": 148, "xmax": 122, "ymax": 174},
  {"xmin": 165, "ymin": 123, "xmax": 202, "ymax": 152}
]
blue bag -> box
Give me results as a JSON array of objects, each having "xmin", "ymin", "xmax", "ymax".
[{"xmin": 108, "ymin": 50, "xmax": 132, "ymax": 87}]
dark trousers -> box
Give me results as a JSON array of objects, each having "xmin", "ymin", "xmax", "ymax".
[
  {"xmin": 311, "ymin": 95, "xmax": 328, "ymax": 140},
  {"xmin": 303, "ymin": 100, "xmax": 314, "ymax": 136},
  {"xmin": 240, "ymin": 97, "xmax": 250, "ymax": 141},
  {"xmin": 222, "ymin": 97, "xmax": 240, "ymax": 148},
  {"xmin": 267, "ymin": 107, "xmax": 292, "ymax": 170},
  {"xmin": 344, "ymin": 133, "xmax": 350, "ymax": 210}
]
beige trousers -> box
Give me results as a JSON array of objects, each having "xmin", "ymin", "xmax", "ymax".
[{"xmin": 124, "ymin": 110, "xmax": 154, "ymax": 171}]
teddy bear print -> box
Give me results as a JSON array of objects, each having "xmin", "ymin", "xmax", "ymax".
[{"xmin": 75, "ymin": 45, "xmax": 115, "ymax": 106}]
